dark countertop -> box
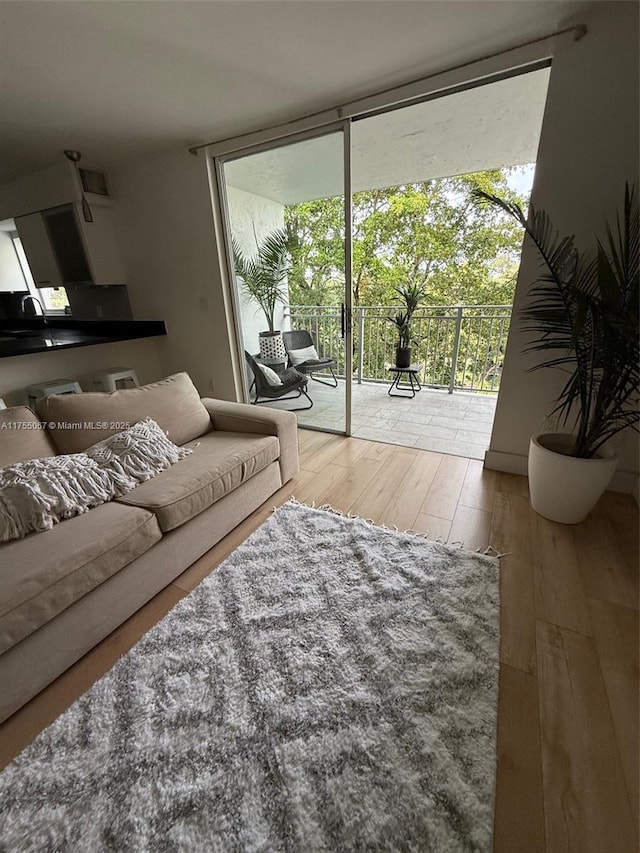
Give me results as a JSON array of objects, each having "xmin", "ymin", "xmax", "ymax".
[{"xmin": 0, "ymin": 319, "xmax": 167, "ymax": 358}]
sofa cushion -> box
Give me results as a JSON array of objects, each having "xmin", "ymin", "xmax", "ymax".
[
  {"xmin": 0, "ymin": 502, "xmax": 162, "ymax": 655},
  {"xmin": 0, "ymin": 407, "xmax": 57, "ymax": 467},
  {"xmin": 38, "ymin": 372, "xmax": 212, "ymax": 454},
  {"xmin": 116, "ymin": 431, "xmax": 280, "ymax": 531}
]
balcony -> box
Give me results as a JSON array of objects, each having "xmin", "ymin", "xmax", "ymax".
[
  {"xmin": 296, "ymin": 380, "xmax": 497, "ymax": 459},
  {"xmin": 279, "ymin": 304, "xmax": 510, "ymax": 459},
  {"xmin": 289, "ymin": 304, "xmax": 510, "ymax": 392}
]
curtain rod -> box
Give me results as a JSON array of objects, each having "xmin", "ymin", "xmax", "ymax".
[{"xmin": 188, "ymin": 23, "xmax": 587, "ymax": 156}]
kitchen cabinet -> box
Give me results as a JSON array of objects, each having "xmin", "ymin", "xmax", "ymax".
[
  {"xmin": 0, "ymin": 230, "xmax": 28, "ymax": 292},
  {"xmin": 74, "ymin": 204, "xmax": 126, "ymax": 286},
  {"xmin": 15, "ymin": 203, "xmax": 125, "ymax": 288},
  {"xmin": 42, "ymin": 206, "xmax": 92, "ymax": 284},
  {"xmin": 14, "ymin": 212, "xmax": 62, "ymax": 287}
]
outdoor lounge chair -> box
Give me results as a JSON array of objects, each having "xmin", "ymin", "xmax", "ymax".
[
  {"xmin": 244, "ymin": 351, "xmax": 313, "ymax": 410},
  {"xmin": 282, "ymin": 330, "xmax": 338, "ymax": 387}
]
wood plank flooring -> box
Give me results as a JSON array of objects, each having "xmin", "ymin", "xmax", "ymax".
[{"xmin": 0, "ymin": 429, "xmax": 637, "ymax": 852}]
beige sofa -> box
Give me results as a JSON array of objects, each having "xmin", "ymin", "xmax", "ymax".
[{"xmin": 0, "ymin": 372, "xmax": 299, "ymax": 723}]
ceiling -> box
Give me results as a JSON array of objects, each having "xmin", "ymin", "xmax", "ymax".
[
  {"xmin": 0, "ymin": 1, "xmax": 586, "ymax": 184},
  {"xmin": 224, "ymin": 68, "xmax": 550, "ymax": 204}
]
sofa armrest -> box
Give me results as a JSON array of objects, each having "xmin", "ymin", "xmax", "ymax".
[{"xmin": 200, "ymin": 398, "xmax": 299, "ymax": 484}]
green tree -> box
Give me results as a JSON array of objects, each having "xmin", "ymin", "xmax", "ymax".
[
  {"xmin": 282, "ymin": 167, "xmax": 530, "ymax": 387},
  {"xmin": 285, "ymin": 197, "xmax": 344, "ymax": 305},
  {"xmin": 284, "ymin": 167, "xmax": 530, "ymax": 308}
]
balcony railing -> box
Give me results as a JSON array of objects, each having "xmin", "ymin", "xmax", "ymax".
[{"xmin": 286, "ymin": 304, "xmax": 512, "ymax": 393}]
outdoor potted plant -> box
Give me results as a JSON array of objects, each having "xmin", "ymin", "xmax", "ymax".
[
  {"xmin": 387, "ymin": 283, "xmax": 427, "ymax": 368},
  {"xmin": 473, "ymin": 184, "xmax": 639, "ymax": 524},
  {"xmin": 232, "ymin": 227, "xmax": 290, "ymax": 359}
]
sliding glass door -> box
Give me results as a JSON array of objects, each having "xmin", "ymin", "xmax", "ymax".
[
  {"xmin": 217, "ymin": 126, "xmax": 351, "ymax": 434},
  {"xmin": 213, "ymin": 65, "xmax": 548, "ymax": 446}
]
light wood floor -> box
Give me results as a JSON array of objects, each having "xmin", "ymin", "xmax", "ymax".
[{"xmin": 1, "ymin": 430, "xmax": 638, "ymax": 852}]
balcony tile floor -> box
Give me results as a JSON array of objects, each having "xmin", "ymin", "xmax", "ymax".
[{"xmin": 262, "ymin": 379, "xmax": 498, "ymax": 461}]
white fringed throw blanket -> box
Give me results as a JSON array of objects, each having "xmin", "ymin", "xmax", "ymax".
[{"xmin": 0, "ymin": 418, "xmax": 191, "ymax": 542}]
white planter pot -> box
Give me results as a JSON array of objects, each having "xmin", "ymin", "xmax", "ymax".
[
  {"xmin": 528, "ymin": 433, "xmax": 618, "ymax": 524},
  {"xmin": 258, "ymin": 331, "xmax": 286, "ymax": 359}
]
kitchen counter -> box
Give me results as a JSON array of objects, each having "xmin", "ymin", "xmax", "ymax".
[{"xmin": 0, "ymin": 319, "xmax": 166, "ymax": 358}]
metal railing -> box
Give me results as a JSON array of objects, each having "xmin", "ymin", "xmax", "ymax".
[{"xmin": 286, "ymin": 304, "xmax": 512, "ymax": 393}]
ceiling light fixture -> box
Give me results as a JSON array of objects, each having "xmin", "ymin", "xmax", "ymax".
[{"xmin": 64, "ymin": 149, "xmax": 93, "ymax": 223}]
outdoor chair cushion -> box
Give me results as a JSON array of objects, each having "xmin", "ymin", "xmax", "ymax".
[
  {"xmin": 0, "ymin": 502, "xmax": 161, "ymax": 655},
  {"xmin": 273, "ymin": 368, "xmax": 307, "ymax": 386},
  {"xmin": 116, "ymin": 431, "xmax": 280, "ymax": 531},
  {"xmin": 288, "ymin": 345, "xmax": 319, "ymax": 366},
  {"xmin": 258, "ymin": 364, "xmax": 283, "ymax": 386}
]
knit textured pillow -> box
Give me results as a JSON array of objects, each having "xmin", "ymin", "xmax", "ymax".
[
  {"xmin": 86, "ymin": 417, "xmax": 191, "ymax": 482},
  {"xmin": 0, "ymin": 418, "xmax": 190, "ymax": 542}
]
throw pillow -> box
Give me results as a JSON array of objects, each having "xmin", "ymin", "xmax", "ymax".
[
  {"xmin": 288, "ymin": 344, "xmax": 319, "ymax": 366},
  {"xmin": 257, "ymin": 364, "xmax": 283, "ymax": 387},
  {"xmin": 86, "ymin": 417, "xmax": 191, "ymax": 483},
  {"xmin": 0, "ymin": 455, "xmax": 124, "ymax": 542},
  {"xmin": 0, "ymin": 418, "xmax": 191, "ymax": 542}
]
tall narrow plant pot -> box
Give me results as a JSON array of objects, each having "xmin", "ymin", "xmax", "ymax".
[
  {"xmin": 528, "ymin": 433, "xmax": 618, "ymax": 524},
  {"xmin": 258, "ymin": 331, "xmax": 286, "ymax": 360},
  {"xmin": 395, "ymin": 347, "xmax": 412, "ymax": 368}
]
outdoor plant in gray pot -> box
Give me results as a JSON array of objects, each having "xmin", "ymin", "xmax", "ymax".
[
  {"xmin": 387, "ymin": 283, "xmax": 427, "ymax": 368},
  {"xmin": 473, "ymin": 184, "xmax": 639, "ymax": 523},
  {"xmin": 232, "ymin": 227, "xmax": 290, "ymax": 359}
]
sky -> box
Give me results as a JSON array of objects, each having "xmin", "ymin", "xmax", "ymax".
[{"xmin": 506, "ymin": 163, "xmax": 535, "ymax": 196}]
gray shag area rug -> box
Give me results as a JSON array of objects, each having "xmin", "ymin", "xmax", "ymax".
[{"xmin": 0, "ymin": 500, "xmax": 499, "ymax": 853}]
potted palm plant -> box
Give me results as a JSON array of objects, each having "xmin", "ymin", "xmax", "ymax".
[
  {"xmin": 473, "ymin": 184, "xmax": 639, "ymax": 523},
  {"xmin": 232, "ymin": 227, "xmax": 290, "ymax": 359},
  {"xmin": 387, "ymin": 283, "xmax": 427, "ymax": 368}
]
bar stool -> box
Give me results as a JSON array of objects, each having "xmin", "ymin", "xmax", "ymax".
[
  {"xmin": 26, "ymin": 379, "xmax": 82, "ymax": 409},
  {"xmin": 91, "ymin": 367, "xmax": 139, "ymax": 391}
]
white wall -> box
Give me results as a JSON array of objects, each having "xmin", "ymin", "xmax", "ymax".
[
  {"xmin": 226, "ymin": 185, "xmax": 287, "ymax": 353},
  {"xmin": 486, "ymin": 2, "xmax": 640, "ymax": 495},
  {"xmin": 0, "ymin": 338, "xmax": 164, "ymax": 405},
  {"xmin": 0, "ymin": 231, "xmax": 27, "ymax": 292},
  {"xmin": 110, "ymin": 150, "xmax": 238, "ymax": 401}
]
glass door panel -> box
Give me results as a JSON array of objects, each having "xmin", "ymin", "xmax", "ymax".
[{"xmin": 220, "ymin": 130, "xmax": 348, "ymax": 433}]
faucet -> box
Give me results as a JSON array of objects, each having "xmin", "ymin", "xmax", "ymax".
[{"xmin": 21, "ymin": 295, "xmax": 47, "ymax": 323}]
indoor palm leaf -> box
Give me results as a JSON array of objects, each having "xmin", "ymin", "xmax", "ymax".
[
  {"xmin": 473, "ymin": 184, "xmax": 639, "ymax": 458},
  {"xmin": 232, "ymin": 228, "xmax": 290, "ymax": 332}
]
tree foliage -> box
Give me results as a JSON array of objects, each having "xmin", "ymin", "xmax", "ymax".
[{"xmin": 284, "ymin": 168, "xmax": 531, "ymax": 308}]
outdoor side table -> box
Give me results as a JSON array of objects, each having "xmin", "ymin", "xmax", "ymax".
[{"xmin": 387, "ymin": 364, "xmax": 422, "ymax": 398}]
